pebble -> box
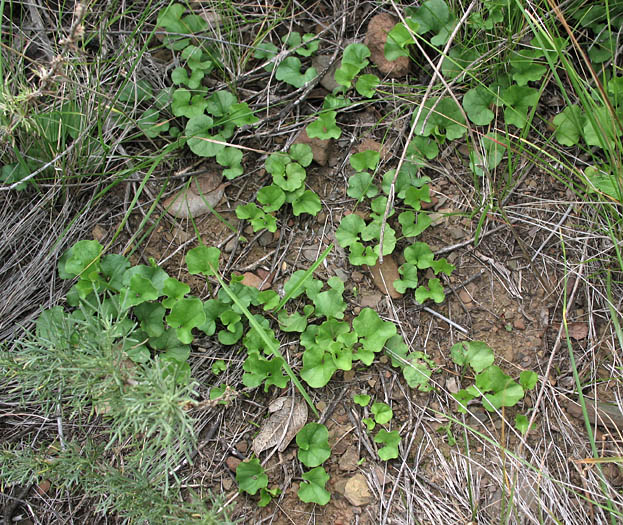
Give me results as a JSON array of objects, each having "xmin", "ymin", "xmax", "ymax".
[
  {"xmin": 225, "ymin": 456, "xmax": 241, "ymax": 472},
  {"xmin": 258, "ymin": 230, "xmax": 273, "ymax": 247},
  {"xmin": 351, "ymin": 271, "xmax": 364, "ymax": 283},
  {"xmin": 513, "ymin": 317, "xmax": 526, "ymax": 330}
]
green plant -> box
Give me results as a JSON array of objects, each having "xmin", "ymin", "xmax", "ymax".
[{"xmin": 450, "ymin": 341, "xmax": 538, "ymax": 430}]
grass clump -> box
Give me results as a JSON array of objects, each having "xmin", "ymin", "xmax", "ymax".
[{"xmin": 0, "ymin": 300, "xmax": 232, "ymax": 524}]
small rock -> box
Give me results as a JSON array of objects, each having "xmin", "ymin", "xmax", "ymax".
[
  {"xmin": 351, "ymin": 271, "xmax": 364, "ymax": 283},
  {"xmin": 339, "ymin": 445, "xmax": 360, "ymax": 472},
  {"xmin": 360, "ymin": 292, "xmax": 382, "ymax": 308},
  {"xmin": 447, "ymin": 225, "xmax": 466, "ymax": 240},
  {"xmin": 312, "ymin": 54, "xmax": 341, "ymax": 91},
  {"xmin": 513, "ymin": 317, "xmax": 526, "ymax": 330},
  {"xmin": 343, "ymin": 370, "xmax": 356, "ymax": 382},
  {"xmin": 240, "ymin": 272, "xmax": 270, "ymax": 291},
  {"xmin": 294, "ymin": 128, "xmax": 331, "ymax": 166},
  {"xmin": 316, "ymin": 400, "xmax": 327, "ymax": 412},
  {"xmin": 223, "ymin": 237, "xmax": 237, "ymax": 253},
  {"xmin": 446, "ymin": 377, "xmax": 459, "ymax": 394},
  {"xmin": 303, "ymin": 247, "xmax": 320, "ymax": 261},
  {"xmin": 163, "ymin": 172, "xmax": 226, "ymax": 219},
  {"xmin": 258, "ymin": 230, "xmax": 274, "ymax": 247},
  {"xmin": 92, "ymin": 224, "xmax": 107, "ymax": 242},
  {"xmin": 236, "ymin": 441, "xmax": 248, "ymax": 454},
  {"xmin": 344, "ymin": 473, "xmax": 374, "ymax": 506},
  {"xmin": 334, "ymin": 268, "xmax": 349, "ymax": 282},
  {"xmin": 458, "ymin": 289, "xmax": 472, "ymax": 304},
  {"xmin": 225, "ymin": 456, "xmax": 241, "ymax": 472},
  {"xmin": 222, "ymin": 478, "xmax": 233, "ymax": 490},
  {"xmin": 316, "ymin": 211, "xmax": 327, "ymax": 224},
  {"xmin": 365, "ymin": 14, "xmax": 410, "ymax": 78},
  {"xmin": 36, "ymin": 479, "xmax": 51, "ymax": 496},
  {"xmin": 366, "ymin": 254, "xmax": 402, "ymax": 298}
]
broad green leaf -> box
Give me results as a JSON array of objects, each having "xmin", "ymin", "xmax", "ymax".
[
  {"xmin": 186, "ymin": 245, "xmax": 220, "ymax": 276},
  {"xmin": 292, "ymin": 190, "xmax": 322, "ymax": 216},
  {"xmin": 306, "ymin": 111, "xmax": 341, "ymax": 139},
  {"xmin": 353, "ymin": 308, "xmax": 396, "ymax": 358},
  {"xmin": 242, "ymin": 352, "xmax": 287, "ymax": 391},
  {"xmin": 257, "ymin": 184, "xmax": 286, "ymax": 212},
  {"xmin": 166, "ymin": 297, "xmax": 206, "ymax": 344},
  {"xmin": 415, "ymin": 277, "xmax": 445, "ymax": 304},
  {"xmin": 515, "ymin": 414, "xmax": 530, "ymax": 434},
  {"xmin": 278, "ymin": 304, "xmax": 314, "ymax": 332},
  {"xmin": 403, "ymin": 242, "xmax": 434, "ymax": 268},
  {"xmin": 289, "ymin": 143, "xmax": 313, "ymax": 167},
  {"xmin": 404, "ymin": 185, "xmax": 431, "ymax": 211},
  {"xmin": 510, "ymin": 49, "xmax": 546, "ymax": 86},
  {"xmin": 356, "ymin": 74, "xmax": 380, "ymax": 98},
  {"xmin": 374, "ymin": 429, "xmax": 400, "ymax": 460},
  {"xmin": 385, "ymin": 20, "xmax": 418, "ymax": 61},
  {"xmin": 313, "ymin": 277, "xmax": 346, "ymax": 319},
  {"xmin": 216, "ymin": 147, "xmax": 243, "ymax": 179},
  {"xmin": 399, "ymin": 211, "xmax": 431, "ymax": 238},
  {"xmin": 186, "ymin": 115, "xmax": 225, "ymax": 157},
  {"xmin": 519, "ymin": 370, "xmax": 538, "ymax": 390},
  {"xmin": 441, "ymin": 46, "xmax": 479, "ymax": 80},
  {"xmin": 350, "ymin": 150, "xmax": 380, "ymax": 172},
  {"xmin": 100, "ymin": 253, "xmax": 130, "ymax": 292},
  {"xmin": 137, "ymin": 108, "xmax": 169, "ymax": 138},
  {"xmin": 463, "ymin": 86, "xmax": 495, "ymax": 126},
  {"xmin": 334, "ymin": 62, "xmax": 360, "ymax": 88},
  {"xmin": 500, "ymin": 85, "xmax": 539, "ymax": 129},
  {"xmin": 335, "ymin": 213, "xmax": 365, "ymax": 247},
  {"xmin": 272, "ymin": 161, "xmax": 305, "ymax": 192},
  {"xmin": 296, "ymin": 423, "xmax": 331, "ymax": 467},
  {"xmin": 403, "ymin": 352, "xmax": 434, "ymax": 391},
  {"xmin": 349, "ymin": 242, "xmax": 378, "ymax": 266},
  {"xmin": 275, "ymin": 57, "xmax": 317, "ymax": 88},
  {"xmin": 206, "ymin": 90, "xmax": 237, "ymax": 117},
  {"xmin": 61, "ymin": 239, "xmax": 102, "ymax": 279},
  {"xmin": 477, "ymin": 366, "xmax": 524, "ymax": 411},
  {"xmin": 354, "ymin": 394, "xmax": 371, "ymax": 406},
  {"xmin": 450, "ymin": 340, "xmax": 494, "ymax": 373},
  {"xmin": 371, "ymin": 402, "xmax": 393, "ymax": 424},
  {"xmin": 394, "ymin": 263, "xmax": 419, "ymax": 294},
  {"xmin": 413, "ymin": 97, "xmax": 466, "ymax": 140},
  {"xmin": 171, "ymin": 67, "xmax": 204, "ymax": 89},
  {"xmin": 236, "ymin": 458, "xmax": 268, "ymax": 495},
  {"xmin": 134, "ymin": 302, "xmax": 165, "ymax": 338},
  {"xmin": 342, "ymin": 43, "xmax": 371, "ymax": 66},
  {"xmin": 384, "ymin": 334, "xmax": 409, "ymax": 368},
  {"xmin": 301, "ymin": 344, "xmax": 338, "ymax": 388},
  {"xmin": 410, "ymin": 0, "xmax": 456, "ymax": 46},
  {"xmin": 552, "ymin": 104, "xmax": 584, "ymax": 146},
  {"xmin": 430, "ymin": 257, "xmax": 454, "ymax": 276},
  {"xmin": 298, "ymin": 467, "xmax": 330, "ymax": 505},
  {"xmin": 347, "ymin": 172, "xmax": 378, "ymax": 201}
]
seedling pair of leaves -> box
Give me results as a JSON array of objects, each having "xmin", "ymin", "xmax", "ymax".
[
  {"xmin": 236, "ymin": 422, "xmax": 331, "ymax": 505},
  {"xmin": 333, "ymin": 43, "xmax": 380, "ymax": 98},
  {"xmin": 253, "ymin": 35, "xmax": 318, "ymax": 88},
  {"xmin": 236, "ymin": 143, "xmax": 321, "ymax": 233},
  {"xmin": 450, "ymin": 341, "xmax": 538, "ymax": 433},
  {"xmin": 354, "ymin": 396, "xmax": 401, "ymax": 460}
]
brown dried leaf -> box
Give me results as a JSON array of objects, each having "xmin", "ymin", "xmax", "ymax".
[
  {"xmin": 366, "ymin": 254, "xmax": 402, "ymax": 298},
  {"xmin": 566, "ymin": 322, "xmax": 588, "ymax": 340},
  {"xmin": 252, "ymin": 396, "xmax": 308, "ymax": 456}
]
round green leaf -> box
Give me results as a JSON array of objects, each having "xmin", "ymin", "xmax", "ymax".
[
  {"xmin": 296, "ymin": 423, "xmax": 331, "ymax": 468},
  {"xmin": 186, "ymin": 245, "xmax": 220, "ymax": 276}
]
